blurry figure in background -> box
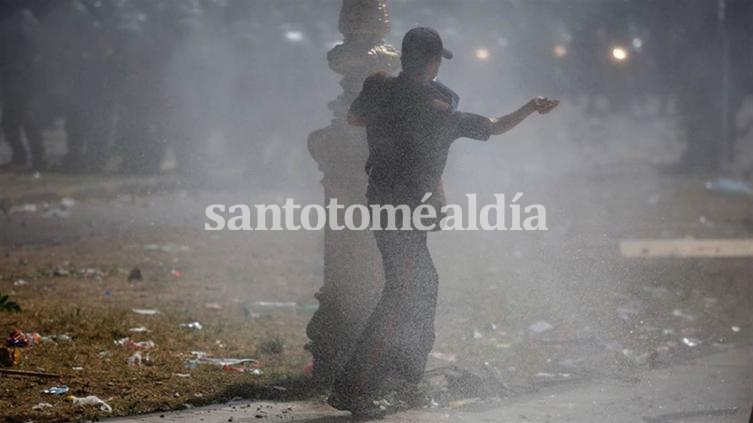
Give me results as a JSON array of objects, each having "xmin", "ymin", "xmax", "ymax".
[
  {"xmin": 327, "ymin": 27, "xmax": 558, "ymax": 416},
  {"xmin": 673, "ymin": 0, "xmax": 724, "ymax": 172},
  {"xmin": 0, "ymin": 9, "xmax": 45, "ymax": 171},
  {"xmin": 220, "ymin": 0, "xmax": 268, "ymax": 183},
  {"xmin": 566, "ymin": 5, "xmax": 608, "ymax": 114},
  {"xmin": 723, "ymin": 0, "xmax": 753, "ymax": 168},
  {"xmin": 671, "ymin": 0, "xmax": 753, "ymax": 172},
  {"xmin": 221, "ymin": 0, "xmax": 320, "ymax": 189},
  {"xmin": 42, "ymin": 0, "xmax": 114, "ymax": 172},
  {"xmin": 160, "ymin": 0, "xmax": 220, "ymax": 182},
  {"xmin": 109, "ymin": 0, "xmax": 166, "ymax": 175},
  {"xmin": 641, "ymin": 0, "xmax": 683, "ymax": 116}
]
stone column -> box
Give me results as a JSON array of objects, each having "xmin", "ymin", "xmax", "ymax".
[{"xmin": 305, "ymin": 0, "xmax": 399, "ymax": 385}]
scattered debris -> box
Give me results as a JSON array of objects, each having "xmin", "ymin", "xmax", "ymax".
[
  {"xmin": 82, "ymin": 267, "xmax": 105, "ymax": 279},
  {"xmin": 131, "ymin": 308, "xmax": 160, "ymax": 316},
  {"xmin": 205, "ymin": 303, "xmax": 223, "ymax": 310},
  {"xmin": 43, "ymin": 385, "xmax": 69, "ymax": 395},
  {"xmin": 32, "ymin": 402, "xmax": 53, "ymax": 411},
  {"xmin": 128, "ymin": 327, "xmax": 150, "ymax": 333},
  {"xmin": 68, "ymin": 395, "xmax": 113, "ymax": 413},
  {"xmin": 60, "ymin": 197, "xmax": 76, "ymax": 209},
  {"xmin": 535, "ymin": 372, "xmax": 560, "ymax": 378},
  {"xmin": 6, "ymin": 330, "xmax": 40, "ymax": 347},
  {"xmin": 179, "ymin": 321, "xmax": 203, "ymax": 330},
  {"xmin": 9, "ymin": 203, "xmax": 38, "ymax": 214},
  {"xmin": 127, "ymin": 351, "xmax": 146, "ymax": 366},
  {"xmin": 731, "ymin": 326, "xmax": 741, "ymax": 333},
  {"xmin": 198, "ymin": 357, "xmax": 260, "ymax": 367},
  {"xmin": 252, "ymin": 301, "xmax": 297, "ymax": 314},
  {"xmin": 186, "ymin": 352, "xmax": 261, "ymax": 370},
  {"xmin": 528, "ymin": 320, "xmax": 554, "ymax": 334},
  {"xmin": 115, "ymin": 337, "xmax": 155, "ymax": 350},
  {"xmin": 705, "ymin": 177, "xmax": 753, "ymax": 196},
  {"xmin": 171, "ymin": 269, "xmax": 182, "ymax": 278},
  {"xmin": 13, "ymin": 279, "xmax": 28, "ymax": 287},
  {"xmin": 681, "ymin": 337, "xmax": 700, "ymax": 348},
  {"xmin": 671, "ymin": 309, "xmax": 696, "ymax": 322},
  {"xmin": 698, "ymin": 215, "xmax": 713, "ymax": 227},
  {"xmin": 143, "ymin": 243, "xmax": 190, "ymax": 254},
  {"xmin": 52, "ymin": 268, "xmax": 70, "ymax": 277},
  {"xmin": 430, "ymin": 351, "xmax": 457, "ymax": 362},
  {"xmin": 81, "ymin": 267, "xmax": 107, "ymax": 280},
  {"xmin": 222, "ymin": 365, "xmax": 263, "ymax": 374},
  {"xmin": 41, "ymin": 334, "xmax": 72, "ymax": 343}
]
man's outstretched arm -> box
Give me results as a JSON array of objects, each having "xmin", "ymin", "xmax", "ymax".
[{"xmin": 490, "ymin": 97, "xmax": 558, "ymax": 136}]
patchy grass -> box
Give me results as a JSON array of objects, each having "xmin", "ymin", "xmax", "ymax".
[
  {"xmin": 3, "ymin": 175, "xmax": 753, "ymax": 421},
  {"xmin": 0, "ymin": 231, "xmax": 322, "ymax": 422}
]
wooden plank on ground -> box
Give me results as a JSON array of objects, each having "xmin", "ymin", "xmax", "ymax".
[{"xmin": 620, "ymin": 239, "xmax": 753, "ymax": 258}]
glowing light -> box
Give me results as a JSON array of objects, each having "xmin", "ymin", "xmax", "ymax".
[
  {"xmin": 553, "ymin": 44, "xmax": 567, "ymax": 58},
  {"xmin": 475, "ymin": 48, "xmax": 490, "ymax": 61},
  {"xmin": 284, "ymin": 30, "xmax": 304, "ymax": 42},
  {"xmin": 632, "ymin": 37, "xmax": 643, "ymax": 49},
  {"xmin": 612, "ymin": 46, "xmax": 628, "ymax": 62}
]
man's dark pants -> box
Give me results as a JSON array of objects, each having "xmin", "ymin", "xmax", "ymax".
[{"xmin": 334, "ymin": 221, "xmax": 438, "ymax": 398}]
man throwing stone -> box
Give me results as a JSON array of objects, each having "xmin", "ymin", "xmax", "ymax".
[{"xmin": 328, "ymin": 27, "xmax": 558, "ymax": 416}]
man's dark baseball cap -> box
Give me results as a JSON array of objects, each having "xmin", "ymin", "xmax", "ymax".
[{"xmin": 401, "ymin": 27, "xmax": 453, "ymax": 61}]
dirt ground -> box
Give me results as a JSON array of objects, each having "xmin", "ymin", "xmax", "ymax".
[
  {"xmin": 1, "ymin": 160, "xmax": 753, "ymax": 422},
  {"xmin": 0, "ymin": 230, "xmax": 322, "ymax": 422}
]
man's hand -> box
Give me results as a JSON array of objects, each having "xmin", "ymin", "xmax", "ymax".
[
  {"xmin": 528, "ymin": 97, "xmax": 559, "ymax": 114},
  {"xmin": 490, "ymin": 97, "xmax": 559, "ymax": 135}
]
